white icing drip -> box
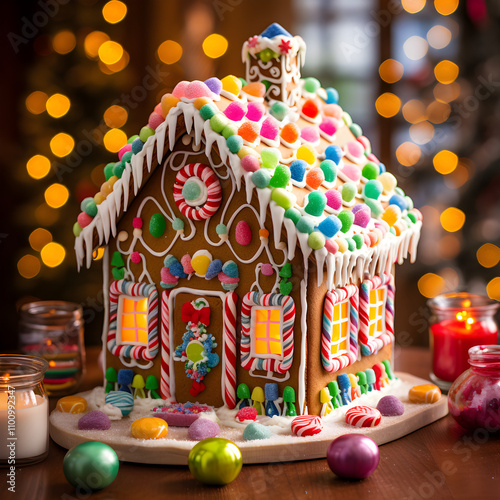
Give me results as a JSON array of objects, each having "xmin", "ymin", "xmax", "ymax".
[
  {"xmin": 121, "ymin": 166, "xmax": 131, "ymax": 211},
  {"xmin": 270, "ymin": 201, "xmax": 285, "ymax": 249},
  {"xmin": 256, "ymin": 189, "xmax": 272, "ymax": 225},
  {"xmin": 315, "ymin": 247, "xmax": 328, "ymax": 287},
  {"xmin": 283, "ymin": 217, "xmax": 297, "ymax": 261},
  {"xmin": 155, "ymin": 120, "xmax": 167, "ymax": 164}
]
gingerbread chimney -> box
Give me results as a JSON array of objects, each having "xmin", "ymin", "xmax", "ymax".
[{"xmin": 242, "ymin": 23, "xmax": 306, "ymax": 107}]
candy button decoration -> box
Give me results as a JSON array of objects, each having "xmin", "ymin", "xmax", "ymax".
[
  {"xmin": 131, "ymin": 417, "xmax": 169, "ymax": 439},
  {"xmin": 57, "ymin": 396, "xmax": 87, "ymax": 414},
  {"xmin": 291, "ymin": 415, "xmax": 323, "ymax": 437},
  {"xmin": 408, "ymin": 384, "xmax": 441, "ymax": 404},
  {"xmin": 63, "ymin": 441, "xmax": 119, "ymax": 491},
  {"xmin": 105, "ymin": 390, "xmax": 134, "ymax": 416},
  {"xmin": 188, "ymin": 438, "xmax": 243, "ymax": 485},
  {"xmin": 78, "ymin": 410, "xmax": 111, "ymax": 431},
  {"xmin": 345, "ymin": 406, "xmax": 382, "ymax": 428},
  {"xmin": 191, "ymin": 250, "xmax": 212, "ymax": 277},
  {"xmin": 235, "ymin": 220, "xmax": 252, "ymax": 245},
  {"xmin": 377, "ymin": 395, "xmax": 404, "ymax": 416},
  {"xmin": 243, "ymin": 421, "xmax": 272, "ymax": 441},
  {"xmin": 327, "ymin": 434, "xmax": 379, "ymax": 480},
  {"xmin": 188, "ymin": 418, "xmax": 220, "ymax": 441},
  {"xmin": 149, "ymin": 213, "xmax": 166, "ymax": 237},
  {"xmin": 182, "ymin": 178, "xmax": 208, "ymax": 207}
]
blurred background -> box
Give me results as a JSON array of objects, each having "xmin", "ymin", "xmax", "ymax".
[{"xmin": 1, "ymin": 0, "xmax": 499, "ymax": 350}]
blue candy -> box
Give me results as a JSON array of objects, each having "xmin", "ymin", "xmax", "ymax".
[
  {"xmin": 131, "ymin": 138, "xmax": 143, "ymax": 154},
  {"xmin": 317, "ymin": 215, "xmax": 342, "ymax": 239},
  {"xmin": 117, "ymin": 369, "xmax": 133, "ymax": 390},
  {"xmin": 264, "ymin": 383, "xmax": 279, "ymax": 401},
  {"xmin": 222, "ymin": 260, "xmax": 239, "ymax": 278},
  {"xmin": 337, "ymin": 374, "xmax": 352, "ymax": 405},
  {"xmin": 260, "ymin": 23, "xmax": 292, "ymax": 39},
  {"xmin": 205, "ymin": 259, "xmax": 223, "ymax": 280},
  {"xmin": 325, "ymin": 87, "xmax": 339, "ymax": 104},
  {"xmin": 243, "ymin": 422, "xmax": 272, "ymax": 441},
  {"xmin": 325, "ymin": 145, "xmax": 343, "ymax": 164},
  {"xmin": 290, "ymin": 160, "xmax": 307, "ymax": 183},
  {"xmin": 378, "ymin": 162, "xmax": 386, "ymax": 173},
  {"xmin": 388, "ymin": 194, "xmax": 407, "ymax": 211},
  {"xmin": 169, "ymin": 261, "xmax": 187, "ymax": 279}
]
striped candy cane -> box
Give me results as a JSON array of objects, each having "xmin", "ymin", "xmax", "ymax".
[
  {"xmin": 321, "ymin": 285, "xmax": 359, "ymax": 373},
  {"xmin": 160, "ymin": 290, "xmax": 172, "ymax": 399},
  {"xmin": 173, "ymin": 163, "xmax": 222, "ymax": 220},
  {"xmin": 223, "ymin": 292, "xmax": 238, "ymax": 409}
]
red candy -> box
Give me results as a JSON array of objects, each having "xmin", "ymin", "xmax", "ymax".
[
  {"xmin": 77, "ymin": 212, "xmax": 93, "ymax": 228},
  {"xmin": 345, "ymin": 406, "xmax": 382, "ymax": 428},
  {"xmin": 291, "ymin": 415, "xmax": 323, "ymax": 437},
  {"xmin": 302, "ymin": 99, "xmax": 319, "ymax": 119},
  {"xmin": 235, "ymin": 406, "xmax": 258, "ymax": 422},
  {"xmin": 238, "ymin": 121, "xmax": 259, "ymax": 142}
]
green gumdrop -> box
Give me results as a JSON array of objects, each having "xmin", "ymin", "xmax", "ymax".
[
  {"xmin": 341, "ymin": 182, "xmax": 357, "ymax": 202},
  {"xmin": 365, "ymin": 198, "xmax": 384, "ymax": 217},
  {"xmin": 111, "ymin": 251, "xmax": 125, "ymax": 267},
  {"xmin": 237, "ymin": 383, "xmax": 250, "ymax": 399},
  {"xmin": 259, "ymin": 48, "xmax": 277, "ymax": 63},
  {"xmin": 260, "ymin": 148, "xmax": 280, "ymax": 169},
  {"xmin": 149, "ymin": 213, "xmax": 166, "ymax": 237},
  {"xmin": 279, "ymin": 262, "xmax": 292, "ymax": 279},
  {"xmin": 216, "ymin": 224, "xmax": 227, "ymax": 235},
  {"xmin": 304, "ymin": 77, "xmax": 321, "ymax": 93},
  {"xmin": 296, "ymin": 216, "xmax": 315, "ymax": 234},
  {"xmin": 182, "ymin": 180, "xmax": 201, "ymax": 202},
  {"xmin": 337, "ymin": 210, "xmax": 354, "ymax": 233},
  {"xmin": 364, "ymin": 179, "xmax": 383, "ymax": 200},
  {"xmin": 284, "ymin": 208, "xmax": 301, "ymax": 224},
  {"xmin": 252, "ymin": 169, "xmax": 271, "ymax": 189},
  {"xmin": 104, "ymin": 163, "xmax": 115, "ymax": 181},
  {"xmin": 407, "ymin": 212, "xmax": 417, "ymax": 224},
  {"xmin": 172, "ymin": 218, "xmax": 184, "ymax": 230},
  {"xmin": 304, "ymin": 191, "xmax": 327, "ymax": 216},
  {"xmin": 320, "ymin": 160, "xmax": 337, "ymax": 183},
  {"xmin": 122, "ymin": 151, "xmax": 133, "ymax": 164},
  {"xmin": 139, "ymin": 126, "xmax": 154, "ymax": 142},
  {"xmin": 261, "ymin": 80, "xmax": 271, "ymax": 91},
  {"xmin": 73, "ymin": 222, "xmax": 82, "ymax": 237},
  {"xmin": 199, "ymin": 104, "xmax": 217, "ymax": 121},
  {"xmin": 346, "ymin": 238, "xmax": 356, "ymax": 251},
  {"xmin": 269, "ymin": 165, "xmax": 291, "ymax": 189},
  {"xmin": 282, "ymin": 386, "xmax": 295, "ymax": 403},
  {"xmin": 308, "ymin": 231, "xmax": 325, "ymax": 250},
  {"xmin": 362, "ymin": 162, "xmax": 379, "ymax": 180},
  {"xmin": 81, "ymin": 198, "xmax": 97, "ymax": 217},
  {"xmin": 127, "ymin": 135, "xmax": 139, "ymax": 144},
  {"xmin": 113, "ymin": 161, "xmax": 125, "ymax": 178},
  {"xmin": 350, "ymin": 123, "xmax": 363, "ymax": 138},
  {"xmin": 222, "ymin": 123, "xmax": 238, "ymax": 139},
  {"xmin": 112, "ymin": 267, "xmax": 125, "ymax": 280},
  {"xmin": 271, "ymin": 188, "xmax": 295, "ymax": 210},
  {"xmin": 280, "ymin": 280, "xmax": 293, "ymax": 296},
  {"xmin": 352, "ymin": 234, "xmax": 364, "ymax": 249},
  {"xmin": 342, "ymin": 111, "xmax": 352, "ymax": 127},
  {"xmin": 210, "ymin": 113, "xmax": 228, "ymax": 133},
  {"xmin": 270, "ymin": 101, "xmax": 288, "ymax": 121},
  {"xmin": 226, "ymin": 135, "xmax": 243, "ymax": 154}
]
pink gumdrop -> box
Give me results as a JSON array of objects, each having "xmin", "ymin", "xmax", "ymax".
[
  {"xmin": 260, "ymin": 116, "xmax": 279, "ymax": 140},
  {"xmin": 352, "ymin": 203, "xmax": 368, "ymax": 214},
  {"xmin": 148, "ymin": 111, "xmax": 164, "ymax": 130},
  {"xmin": 325, "ymin": 239, "xmax": 339, "ymax": 254},
  {"xmin": 341, "ymin": 164, "xmax": 362, "ymax": 182},
  {"xmin": 131, "ymin": 251, "xmax": 141, "ymax": 263},
  {"xmin": 161, "ymin": 267, "xmax": 178, "ymax": 285},
  {"xmin": 181, "ymin": 254, "xmax": 194, "ymax": 274},
  {"xmin": 300, "ymin": 126, "xmax": 320, "ymax": 143},
  {"xmin": 357, "ymin": 135, "xmax": 371, "ymax": 152},
  {"xmin": 218, "ymin": 273, "xmax": 240, "ymax": 285},
  {"xmin": 154, "ymin": 102, "xmax": 165, "ymax": 118},
  {"xmin": 354, "ymin": 209, "xmax": 370, "ymax": 228},
  {"xmin": 325, "ymin": 189, "xmax": 342, "ymax": 211},
  {"xmin": 185, "ymin": 81, "xmax": 212, "ymax": 99},
  {"xmin": 319, "ymin": 117, "xmax": 338, "ymax": 137},
  {"xmin": 224, "ymin": 102, "xmax": 247, "ymax": 121},
  {"xmin": 118, "ymin": 143, "xmax": 132, "ymax": 161},
  {"xmin": 345, "ymin": 141, "xmax": 365, "ymax": 161},
  {"xmin": 261, "ymin": 263, "xmax": 274, "ymax": 276},
  {"xmin": 172, "ymin": 81, "xmax": 189, "ymax": 98},
  {"xmin": 235, "ymin": 220, "xmax": 252, "ymax": 245},
  {"xmin": 366, "ymin": 153, "xmax": 380, "ymax": 164},
  {"xmin": 323, "ymin": 104, "xmax": 343, "ymax": 119},
  {"xmin": 133, "ymin": 217, "xmax": 143, "ymax": 229},
  {"xmin": 241, "ymin": 155, "xmax": 260, "ymax": 172},
  {"xmin": 246, "ymin": 102, "xmax": 265, "ymax": 122},
  {"xmin": 77, "ymin": 212, "xmax": 93, "ymax": 228}
]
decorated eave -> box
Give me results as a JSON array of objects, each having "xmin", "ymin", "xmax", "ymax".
[{"xmin": 74, "ymin": 29, "xmax": 422, "ymax": 289}]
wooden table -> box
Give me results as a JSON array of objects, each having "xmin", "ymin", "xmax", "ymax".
[{"xmin": 2, "ymin": 346, "xmax": 499, "ymax": 499}]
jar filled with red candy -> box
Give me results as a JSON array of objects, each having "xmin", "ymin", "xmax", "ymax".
[{"xmin": 448, "ymin": 345, "xmax": 500, "ymax": 432}]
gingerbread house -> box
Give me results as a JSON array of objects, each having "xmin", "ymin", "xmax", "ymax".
[{"xmin": 74, "ymin": 23, "xmax": 422, "ymax": 416}]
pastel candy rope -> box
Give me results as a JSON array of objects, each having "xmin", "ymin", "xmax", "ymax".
[
  {"xmin": 345, "ymin": 406, "xmax": 382, "ymax": 428},
  {"xmin": 291, "ymin": 415, "xmax": 323, "ymax": 437}
]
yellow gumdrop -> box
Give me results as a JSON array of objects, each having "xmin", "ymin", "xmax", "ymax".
[
  {"xmin": 381, "ymin": 205, "xmax": 401, "ymax": 227},
  {"xmin": 297, "ymin": 144, "xmax": 316, "ymax": 165},
  {"xmin": 334, "ymin": 237, "xmax": 348, "ymax": 252},
  {"xmin": 108, "ymin": 175, "xmax": 118, "ymax": 187},
  {"xmin": 57, "ymin": 396, "xmax": 87, "ymax": 414},
  {"xmin": 94, "ymin": 192, "xmax": 106, "ymax": 205},
  {"xmin": 131, "ymin": 417, "xmax": 169, "ymax": 440},
  {"xmin": 161, "ymin": 93, "xmax": 180, "ymax": 117},
  {"xmin": 221, "ymin": 75, "xmax": 242, "ymax": 96},
  {"xmin": 101, "ymin": 181, "xmax": 113, "ymax": 197},
  {"xmin": 191, "ymin": 253, "xmax": 211, "ymax": 276},
  {"xmin": 378, "ymin": 172, "xmax": 397, "ymax": 193},
  {"xmin": 237, "ymin": 146, "xmax": 259, "ymax": 159},
  {"xmin": 319, "ymin": 387, "xmax": 331, "ymax": 404},
  {"xmin": 194, "ymin": 97, "xmax": 212, "ymax": 110}
]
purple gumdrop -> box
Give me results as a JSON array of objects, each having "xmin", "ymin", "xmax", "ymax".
[
  {"xmin": 204, "ymin": 77, "xmax": 222, "ymax": 95},
  {"xmin": 78, "ymin": 410, "xmax": 111, "ymax": 431},
  {"xmin": 327, "ymin": 434, "xmax": 379, "ymax": 479},
  {"xmin": 354, "ymin": 209, "xmax": 370, "ymax": 228},
  {"xmin": 188, "ymin": 418, "xmax": 220, "ymax": 441},
  {"xmin": 377, "ymin": 395, "xmax": 404, "ymax": 416}
]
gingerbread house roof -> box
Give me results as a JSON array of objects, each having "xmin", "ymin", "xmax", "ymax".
[{"xmin": 74, "ymin": 24, "xmax": 422, "ymax": 288}]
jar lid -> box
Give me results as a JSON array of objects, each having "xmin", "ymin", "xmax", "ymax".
[
  {"xmin": 428, "ymin": 293, "xmax": 499, "ymax": 315},
  {"xmin": 0, "ymin": 355, "xmax": 49, "ymax": 388},
  {"xmin": 19, "ymin": 301, "xmax": 82, "ymax": 327}
]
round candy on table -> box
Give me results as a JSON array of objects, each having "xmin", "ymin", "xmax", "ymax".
[
  {"xmin": 291, "ymin": 415, "xmax": 323, "ymax": 437},
  {"xmin": 235, "ymin": 406, "xmax": 258, "ymax": 422},
  {"xmin": 105, "ymin": 390, "xmax": 134, "ymax": 416},
  {"xmin": 188, "ymin": 438, "xmax": 242, "ymax": 485},
  {"xmin": 345, "ymin": 406, "xmax": 382, "ymax": 428},
  {"xmin": 327, "ymin": 434, "xmax": 379, "ymax": 480},
  {"xmin": 131, "ymin": 417, "xmax": 169, "ymax": 440},
  {"xmin": 409, "ymin": 384, "xmax": 441, "ymax": 404},
  {"xmin": 188, "ymin": 418, "xmax": 220, "ymax": 441},
  {"xmin": 63, "ymin": 441, "xmax": 119, "ymax": 491},
  {"xmin": 57, "ymin": 396, "xmax": 87, "ymax": 414},
  {"xmin": 243, "ymin": 421, "xmax": 272, "ymax": 441},
  {"xmin": 377, "ymin": 395, "xmax": 405, "ymax": 416},
  {"xmin": 78, "ymin": 410, "xmax": 111, "ymax": 431}
]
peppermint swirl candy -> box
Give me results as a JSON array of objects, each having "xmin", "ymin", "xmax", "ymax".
[
  {"xmin": 291, "ymin": 415, "xmax": 323, "ymax": 437},
  {"xmin": 345, "ymin": 406, "xmax": 382, "ymax": 428}
]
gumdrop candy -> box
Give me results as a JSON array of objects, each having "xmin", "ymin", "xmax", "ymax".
[
  {"xmin": 246, "ymin": 101, "xmax": 265, "ymax": 122},
  {"xmin": 161, "ymin": 93, "xmax": 180, "ymax": 116},
  {"xmin": 235, "ymin": 221, "xmax": 252, "ymax": 245},
  {"xmin": 185, "ymin": 81, "xmax": 212, "ymax": 99},
  {"xmin": 269, "ymin": 165, "xmax": 291, "ymax": 189},
  {"xmin": 148, "ymin": 112, "xmax": 164, "ymax": 130},
  {"xmin": 323, "ymin": 103, "xmax": 343, "ymax": 119},
  {"xmin": 364, "ymin": 180, "xmax": 383, "ymax": 200},
  {"xmin": 297, "ymin": 144, "xmax": 316, "ymax": 165},
  {"xmin": 281, "ymin": 122, "xmax": 300, "ymax": 144},
  {"xmin": 220, "ymin": 75, "xmax": 242, "ymax": 96},
  {"xmin": 260, "ymin": 147, "xmax": 280, "ymax": 169},
  {"xmin": 78, "ymin": 411, "xmax": 111, "ymax": 431},
  {"xmin": 319, "ymin": 117, "xmax": 338, "ymax": 137},
  {"xmin": 354, "ymin": 207, "xmax": 370, "ymax": 228},
  {"xmin": 204, "ymin": 77, "xmax": 222, "ymax": 95},
  {"xmin": 362, "ymin": 162, "xmax": 379, "ymax": 180},
  {"xmin": 243, "ymin": 422, "xmax": 272, "ymax": 441},
  {"xmin": 304, "ymin": 191, "xmax": 327, "ymax": 216},
  {"xmin": 188, "ymin": 419, "xmax": 220, "ymax": 441},
  {"xmin": 260, "ymin": 116, "xmax": 279, "ymax": 141},
  {"xmin": 261, "ymin": 263, "xmax": 274, "ymax": 276},
  {"xmin": 301, "ymin": 126, "xmax": 320, "ymax": 143},
  {"xmin": 341, "ymin": 182, "xmax": 357, "ymax": 202},
  {"xmin": 242, "ymin": 82, "xmax": 266, "ymax": 98},
  {"xmin": 238, "ymin": 121, "xmax": 259, "ymax": 142},
  {"xmin": 236, "ymin": 406, "xmax": 258, "ymax": 422},
  {"xmin": 325, "ymin": 189, "xmax": 342, "ymax": 211},
  {"xmin": 388, "ymin": 194, "xmax": 407, "ymax": 211},
  {"xmin": 325, "ymin": 145, "xmax": 343, "ymax": 164},
  {"xmin": 181, "ymin": 254, "xmax": 194, "ymax": 274},
  {"xmin": 205, "ymin": 259, "xmax": 223, "ymax": 279},
  {"xmin": 338, "ymin": 210, "xmax": 354, "ymax": 233},
  {"xmin": 271, "ymin": 188, "xmax": 296, "ymax": 210},
  {"xmin": 290, "ymin": 160, "xmax": 307, "ymax": 183},
  {"xmin": 302, "ymin": 99, "xmax": 319, "ymax": 119},
  {"xmin": 270, "ymin": 101, "xmax": 288, "ymax": 121},
  {"xmin": 172, "ymin": 81, "xmax": 189, "ymax": 98},
  {"xmin": 325, "ymin": 87, "xmax": 339, "ymax": 104},
  {"xmin": 308, "ymin": 232, "xmax": 325, "ymax": 250},
  {"xmin": 222, "ymin": 260, "xmax": 239, "ymax": 278},
  {"xmin": 381, "ymin": 205, "xmax": 401, "ymax": 226},
  {"xmin": 320, "ymin": 160, "xmax": 337, "ymax": 183},
  {"xmin": 305, "ymin": 167, "xmax": 325, "ymax": 189},
  {"xmin": 241, "ymin": 155, "xmax": 260, "ymax": 172},
  {"xmin": 224, "ymin": 101, "xmax": 247, "ymax": 121},
  {"xmin": 318, "ymin": 215, "xmax": 342, "ymax": 238},
  {"xmin": 226, "ymin": 135, "xmax": 243, "ymax": 154}
]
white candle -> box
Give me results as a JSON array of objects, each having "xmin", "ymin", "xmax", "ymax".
[{"xmin": 0, "ymin": 390, "xmax": 48, "ymax": 460}]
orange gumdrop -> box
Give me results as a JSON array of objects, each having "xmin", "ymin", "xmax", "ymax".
[
  {"xmin": 305, "ymin": 167, "xmax": 324, "ymax": 190},
  {"xmin": 161, "ymin": 94, "xmax": 180, "ymax": 117},
  {"xmin": 302, "ymin": 99, "xmax": 319, "ymax": 119},
  {"xmin": 242, "ymin": 82, "xmax": 266, "ymax": 98},
  {"xmin": 323, "ymin": 103, "xmax": 343, "ymax": 119},
  {"xmin": 259, "ymin": 228, "xmax": 269, "ymax": 239},
  {"xmin": 100, "ymin": 182, "xmax": 113, "ymax": 197},
  {"xmin": 94, "ymin": 192, "xmax": 106, "ymax": 205},
  {"xmin": 238, "ymin": 121, "xmax": 259, "ymax": 142},
  {"xmin": 194, "ymin": 97, "xmax": 212, "ymax": 110},
  {"xmin": 281, "ymin": 122, "xmax": 300, "ymax": 143},
  {"xmin": 108, "ymin": 175, "xmax": 118, "ymax": 187}
]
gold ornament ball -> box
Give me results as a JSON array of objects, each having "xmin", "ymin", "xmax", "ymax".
[{"xmin": 188, "ymin": 438, "xmax": 242, "ymax": 485}]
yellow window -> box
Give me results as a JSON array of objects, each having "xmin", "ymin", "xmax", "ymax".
[
  {"xmin": 253, "ymin": 308, "xmax": 282, "ymax": 357},
  {"xmin": 331, "ymin": 323, "xmax": 341, "ymax": 343},
  {"xmin": 118, "ymin": 295, "xmax": 149, "ymax": 345},
  {"xmin": 367, "ymin": 285, "xmax": 386, "ymax": 338},
  {"xmin": 329, "ymin": 298, "xmax": 350, "ymax": 357}
]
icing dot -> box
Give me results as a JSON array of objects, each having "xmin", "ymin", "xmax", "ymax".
[
  {"xmin": 325, "ymin": 145, "xmax": 344, "ymax": 164},
  {"xmin": 131, "ymin": 252, "xmax": 141, "ymax": 264},
  {"xmin": 304, "ymin": 191, "xmax": 327, "ymax": 217},
  {"xmin": 117, "ymin": 231, "xmax": 128, "ymax": 242},
  {"xmin": 305, "ymin": 167, "xmax": 325, "ymax": 189},
  {"xmin": 261, "ymin": 263, "xmax": 274, "ymax": 276},
  {"xmin": 338, "ymin": 210, "xmax": 354, "ymax": 233},
  {"xmin": 270, "ymin": 101, "xmax": 288, "ymax": 121},
  {"xmin": 320, "ymin": 160, "xmax": 337, "ymax": 183},
  {"xmin": 364, "ymin": 180, "xmax": 383, "ymax": 200},
  {"xmin": 269, "ymin": 165, "xmax": 291, "ymax": 189},
  {"xmin": 220, "ymin": 75, "xmax": 242, "ymax": 96},
  {"xmin": 325, "ymin": 189, "xmax": 342, "ymax": 211},
  {"xmin": 308, "ymin": 231, "xmax": 325, "ymax": 250},
  {"xmin": 260, "ymin": 148, "xmax": 280, "ymax": 169},
  {"xmin": 290, "ymin": 160, "xmax": 307, "ymax": 183},
  {"xmin": 238, "ymin": 121, "xmax": 259, "ymax": 142},
  {"xmin": 224, "ymin": 101, "xmax": 247, "ymax": 121},
  {"xmin": 133, "ymin": 228, "xmax": 142, "ymax": 238},
  {"xmin": 246, "ymin": 102, "xmax": 265, "ymax": 122},
  {"xmin": 270, "ymin": 188, "xmax": 296, "ymax": 210},
  {"xmin": 172, "ymin": 218, "xmax": 184, "ymax": 231},
  {"xmin": 133, "ymin": 217, "xmax": 143, "ymax": 229},
  {"xmin": 302, "ymin": 99, "xmax": 319, "ymax": 119},
  {"xmin": 260, "ymin": 116, "xmax": 279, "ymax": 141},
  {"xmin": 227, "ymin": 135, "xmax": 243, "ymax": 154},
  {"xmin": 362, "ymin": 162, "xmax": 379, "ymax": 180},
  {"xmin": 281, "ymin": 122, "xmax": 300, "ymax": 144},
  {"xmin": 318, "ymin": 215, "xmax": 342, "ymax": 238},
  {"xmin": 241, "ymin": 155, "xmax": 260, "ymax": 172},
  {"xmin": 251, "ymin": 169, "xmax": 271, "ymax": 188},
  {"xmin": 235, "ymin": 221, "xmax": 252, "ymax": 246}
]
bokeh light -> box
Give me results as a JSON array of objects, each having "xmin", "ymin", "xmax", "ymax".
[
  {"xmin": 426, "ymin": 100, "xmax": 451, "ymax": 124},
  {"xmin": 104, "ymin": 105, "xmax": 128, "ymax": 128},
  {"xmin": 434, "ymin": 60, "xmax": 459, "ymax": 84},
  {"xmin": 84, "ymin": 31, "xmax": 110, "ymax": 59},
  {"xmin": 402, "ymin": 0, "xmax": 426, "ymax": 13},
  {"xmin": 427, "ymin": 25, "xmax": 452, "ymax": 49},
  {"xmin": 403, "ymin": 36, "xmax": 428, "ymax": 61},
  {"xmin": 440, "ymin": 207, "xmax": 465, "ymax": 232},
  {"xmin": 35, "ymin": 204, "xmax": 59, "ymax": 226},
  {"xmin": 44, "ymin": 183, "xmax": 69, "ymax": 209},
  {"xmin": 409, "ymin": 121, "xmax": 434, "ymax": 145},
  {"xmin": 27, "ymin": 155, "xmax": 51, "ymax": 180},
  {"xmin": 379, "ymin": 59, "xmax": 404, "ymax": 83},
  {"xmin": 477, "ymin": 243, "xmax": 500, "ymax": 268},
  {"xmin": 29, "ymin": 228, "xmax": 53, "ymax": 252},
  {"xmin": 46, "ymin": 93, "xmax": 71, "ymax": 118},
  {"xmin": 439, "ymin": 234, "xmax": 461, "ymax": 259},
  {"xmin": 52, "ymin": 30, "xmax": 76, "ymax": 54},
  {"xmin": 487, "ymin": 277, "xmax": 500, "ymax": 301},
  {"xmin": 40, "ymin": 242, "xmax": 66, "ymax": 268},
  {"xmin": 202, "ymin": 34, "xmax": 228, "ymax": 59},
  {"xmin": 435, "ymin": 0, "xmax": 459, "ymax": 16},
  {"xmin": 50, "ymin": 133, "xmax": 75, "ymax": 157},
  {"xmin": 433, "ymin": 150, "xmax": 458, "ymax": 174},
  {"xmin": 434, "ymin": 82, "xmax": 461, "ymax": 103},
  {"xmin": 103, "ymin": 128, "xmax": 127, "ymax": 152},
  {"xmin": 402, "ymin": 99, "xmax": 426, "ymax": 124},
  {"xmin": 102, "ymin": 50, "xmax": 129, "ymax": 73},
  {"xmin": 157, "ymin": 40, "xmax": 183, "ymax": 64},
  {"xmin": 102, "ymin": 0, "xmax": 127, "ymax": 24},
  {"xmin": 418, "ymin": 273, "xmax": 446, "ymax": 298},
  {"xmin": 98, "ymin": 41, "xmax": 124, "ymax": 65},
  {"xmin": 375, "ymin": 93, "xmax": 401, "ymax": 118},
  {"xmin": 396, "ymin": 142, "xmax": 421, "ymax": 167},
  {"xmin": 17, "ymin": 255, "xmax": 41, "ymax": 279},
  {"xmin": 25, "ymin": 91, "xmax": 48, "ymax": 114},
  {"xmin": 444, "ymin": 161, "xmax": 470, "ymax": 189}
]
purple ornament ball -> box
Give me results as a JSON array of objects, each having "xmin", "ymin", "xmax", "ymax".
[{"xmin": 327, "ymin": 434, "xmax": 379, "ymax": 479}]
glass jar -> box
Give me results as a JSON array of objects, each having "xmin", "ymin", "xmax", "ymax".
[
  {"xmin": 448, "ymin": 345, "xmax": 500, "ymax": 432},
  {"xmin": 0, "ymin": 355, "xmax": 49, "ymax": 466},
  {"xmin": 18, "ymin": 301, "xmax": 86, "ymax": 397},
  {"xmin": 428, "ymin": 293, "xmax": 498, "ymax": 391}
]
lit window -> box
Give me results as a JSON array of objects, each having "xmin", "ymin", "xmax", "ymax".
[
  {"xmin": 117, "ymin": 296, "xmax": 148, "ymax": 345},
  {"xmin": 368, "ymin": 287, "xmax": 387, "ymax": 339},
  {"xmin": 253, "ymin": 308, "xmax": 282, "ymax": 358}
]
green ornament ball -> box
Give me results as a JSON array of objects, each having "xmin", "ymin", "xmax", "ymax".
[
  {"xmin": 188, "ymin": 438, "xmax": 242, "ymax": 485},
  {"xmin": 63, "ymin": 441, "xmax": 119, "ymax": 491}
]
